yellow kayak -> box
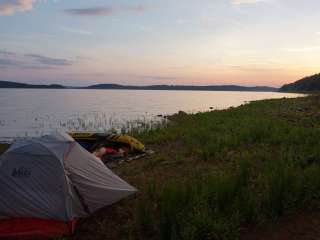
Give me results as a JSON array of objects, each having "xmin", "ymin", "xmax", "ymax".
[
  {"xmin": 106, "ymin": 134, "xmax": 145, "ymax": 152},
  {"xmin": 68, "ymin": 132, "xmax": 145, "ymax": 152}
]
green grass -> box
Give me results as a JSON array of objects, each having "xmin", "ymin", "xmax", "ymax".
[{"xmin": 73, "ymin": 95, "xmax": 320, "ymax": 240}]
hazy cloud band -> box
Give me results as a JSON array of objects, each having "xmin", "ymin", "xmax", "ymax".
[{"xmin": 64, "ymin": 4, "xmax": 148, "ymax": 16}]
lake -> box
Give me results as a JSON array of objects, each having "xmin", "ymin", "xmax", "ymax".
[{"xmin": 0, "ymin": 89, "xmax": 302, "ymax": 140}]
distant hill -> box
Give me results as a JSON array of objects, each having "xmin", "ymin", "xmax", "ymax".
[
  {"xmin": 86, "ymin": 84, "xmax": 278, "ymax": 92},
  {"xmin": 280, "ymin": 73, "xmax": 320, "ymax": 92},
  {"xmin": 0, "ymin": 80, "xmax": 278, "ymax": 92},
  {"xmin": 0, "ymin": 81, "xmax": 65, "ymax": 89}
]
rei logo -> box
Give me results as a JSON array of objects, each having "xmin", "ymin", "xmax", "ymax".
[{"xmin": 11, "ymin": 167, "xmax": 31, "ymax": 178}]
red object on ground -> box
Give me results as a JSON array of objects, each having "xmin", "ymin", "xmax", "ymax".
[
  {"xmin": 0, "ymin": 218, "xmax": 77, "ymax": 238},
  {"xmin": 105, "ymin": 147, "xmax": 117, "ymax": 155}
]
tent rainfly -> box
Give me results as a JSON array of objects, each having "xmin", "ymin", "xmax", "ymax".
[{"xmin": 0, "ymin": 131, "xmax": 136, "ymax": 238}]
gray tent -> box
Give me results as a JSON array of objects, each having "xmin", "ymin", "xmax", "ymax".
[{"xmin": 0, "ymin": 131, "xmax": 136, "ymax": 238}]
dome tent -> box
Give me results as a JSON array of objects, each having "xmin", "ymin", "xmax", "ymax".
[{"xmin": 0, "ymin": 131, "xmax": 136, "ymax": 238}]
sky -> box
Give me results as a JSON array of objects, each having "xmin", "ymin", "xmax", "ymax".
[{"xmin": 0, "ymin": 0, "xmax": 319, "ymax": 87}]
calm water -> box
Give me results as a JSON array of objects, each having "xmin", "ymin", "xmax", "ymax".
[{"xmin": 0, "ymin": 89, "xmax": 302, "ymax": 140}]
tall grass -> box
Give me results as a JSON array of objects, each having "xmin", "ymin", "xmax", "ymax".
[
  {"xmin": 0, "ymin": 113, "xmax": 168, "ymax": 142},
  {"xmin": 136, "ymin": 157, "xmax": 320, "ymax": 239},
  {"xmin": 132, "ymin": 95, "xmax": 320, "ymax": 239},
  {"xmin": 58, "ymin": 113, "xmax": 168, "ymax": 135}
]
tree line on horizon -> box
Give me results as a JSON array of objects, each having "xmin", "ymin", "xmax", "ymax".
[{"xmin": 1, "ymin": 72, "xmax": 320, "ymax": 92}]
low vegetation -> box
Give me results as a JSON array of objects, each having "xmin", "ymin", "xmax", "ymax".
[{"xmin": 73, "ymin": 94, "xmax": 320, "ymax": 240}]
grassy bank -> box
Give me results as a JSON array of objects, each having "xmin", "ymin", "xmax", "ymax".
[{"xmin": 73, "ymin": 95, "xmax": 320, "ymax": 240}]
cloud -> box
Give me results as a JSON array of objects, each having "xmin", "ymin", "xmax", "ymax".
[
  {"xmin": 0, "ymin": 58, "xmax": 21, "ymax": 67},
  {"xmin": 64, "ymin": 6, "xmax": 115, "ymax": 16},
  {"xmin": 64, "ymin": 4, "xmax": 148, "ymax": 16},
  {"xmin": 284, "ymin": 46, "xmax": 320, "ymax": 52},
  {"xmin": 137, "ymin": 75, "xmax": 178, "ymax": 81},
  {"xmin": 229, "ymin": 65, "xmax": 284, "ymax": 71},
  {"xmin": 25, "ymin": 54, "xmax": 72, "ymax": 66},
  {"xmin": 0, "ymin": 52, "xmax": 72, "ymax": 69},
  {"xmin": 0, "ymin": 0, "xmax": 36, "ymax": 15},
  {"xmin": 0, "ymin": 50, "xmax": 15, "ymax": 56},
  {"xmin": 61, "ymin": 27, "xmax": 93, "ymax": 36},
  {"xmin": 232, "ymin": 0, "xmax": 267, "ymax": 5},
  {"xmin": 125, "ymin": 5, "xmax": 148, "ymax": 12}
]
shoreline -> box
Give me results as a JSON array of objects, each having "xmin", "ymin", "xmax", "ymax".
[{"xmin": 0, "ymin": 92, "xmax": 304, "ymax": 143}]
